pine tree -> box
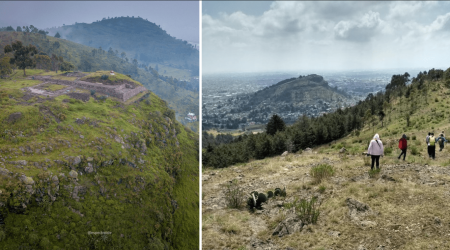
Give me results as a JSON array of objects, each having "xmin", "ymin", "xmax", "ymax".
[{"xmin": 266, "ymin": 114, "xmax": 286, "ymax": 136}]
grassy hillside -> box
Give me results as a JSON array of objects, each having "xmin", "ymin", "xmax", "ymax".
[
  {"xmin": 0, "ymin": 31, "xmax": 199, "ymax": 131},
  {"xmin": 0, "ymin": 70, "xmax": 198, "ymax": 249},
  {"xmin": 202, "ymin": 68, "xmax": 450, "ymax": 249}
]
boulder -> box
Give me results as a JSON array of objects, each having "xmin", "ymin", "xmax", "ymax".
[
  {"xmin": 281, "ymin": 151, "xmax": 289, "ymax": 156},
  {"xmin": 73, "ymin": 156, "xmax": 81, "ymax": 165},
  {"xmin": 339, "ymin": 147, "xmax": 347, "ymax": 153},
  {"xmin": 85, "ymin": 163, "xmax": 94, "ymax": 174},
  {"xmin": 51, "ymin": 175, "xmax": 59, "ymax": 183},
  {"xmin": 22, "ymin": 176, "xmax": 35, "ymax": 185},
  {"xmin": 69, "ymin": 170, "xmax": 78, "ymax": 179},
  {"xmin": 272, "ymin": 214, "xmax": 304, "ymax": 237}
]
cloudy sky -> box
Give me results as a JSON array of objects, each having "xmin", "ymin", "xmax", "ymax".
[
  {"xmin": 203, "ymin": 1, "xmax": 450, "ymax": 74},
  {"xmin": 0, "ymin": 1, "xmax": 199, "ymax": 43}
]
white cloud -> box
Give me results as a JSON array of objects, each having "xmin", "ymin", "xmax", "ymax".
[{"xmin": 203, "ymin": 2, "xmax": 450, "ymax": 74}]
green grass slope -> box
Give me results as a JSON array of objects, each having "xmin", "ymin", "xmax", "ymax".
[
  {"xmin": 0, "ymin": 31, "xmax": 199, "ymax": 131},
  {"xmin": 0, "ymin": 70, "xmax": 198, "ymax": 249}
]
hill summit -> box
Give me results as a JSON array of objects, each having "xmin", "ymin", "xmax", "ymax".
[
  {"xmin": 47, "ymin": 16, "xmax": 198, "ymax": 73},
  {"xmin": 249, "ymin": 74, "xmax": 348, "ymax": 107}
]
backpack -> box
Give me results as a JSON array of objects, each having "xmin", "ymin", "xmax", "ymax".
[
  {"xmin": 439, "ymin": 137, "xmax": 444, "ymax": 146},
  {"xmin": 430, "ymin": 136, "xmax": 435, "ymax": 146}
]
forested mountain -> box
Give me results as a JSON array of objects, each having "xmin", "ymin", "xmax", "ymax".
[
  {"xmin": 0, "ymin": 31, "xmax": 199, "ymax": 131},
  {"xmin": 249, "ymin": 74, "xmax": 349, "ymax": 107},
  {"xmin": 46, "ymin": 17, "xmax": 199, "ymax": 76}
]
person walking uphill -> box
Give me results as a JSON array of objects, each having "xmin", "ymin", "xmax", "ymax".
[
  {"xmin": 429, "ymin": 133, "xmax": 437, "ymax": 159},
  {"xmin": 426, "ymin": 132, "xmax": 431, "ymax": 158},
  {"xmin": 436, "ymin": 133, "xmax": 447, "ymax": 152},
  {"xmin": 398, "ymin": 134, "xmax": 407, "ymax": 160},
  {"xmin": 368, "ymin": 134, "xmax": 384, "ymax": 170}
]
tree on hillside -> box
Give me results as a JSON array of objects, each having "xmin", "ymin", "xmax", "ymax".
[
  {"xmin": 52, "ymin": 41, "xmax": 60, "ymax": 52},
  {"xmin": 4, "ymin": 41, "xmax": 37, "ymax": 76},
  {"xmin": 60, "ymin": 61, "xmax": 74, "ymax": 72},
  {"xmin": 51, "ymin": 54, "xmax": 63, "ymax": 73},
  {"xmin": 35, "ymin": 54, "xmax": 51, "ymax": 71},
  {"xmin": 6, "ymin": 26, "xmax": 14, "ymax": 31},
  {"xmin": 16, "ymin": 26, "xmax": 22, "ymax": 32},
  {"xmin": 55, "ymin": 32, "xmax": 61, "ymax": 38},
  {"xmin": 0, "ymin": 57, "xmax": 12, "ymax": 77},
  {"xmin": 266, "ymin": 114, "xmax": 286, "ymax": 136}
]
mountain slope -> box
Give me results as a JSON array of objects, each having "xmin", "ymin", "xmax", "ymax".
[
  {"xmin": 46, "ymin": 17, "xmax": 198, "ymax": 75},
  {"xmin": 0, "ymin": 31, "xmax": 199, "ymax": 131},
  {"xmin": 202, "ymin": 68, "xmax": 450, "ymax": 249},
  {"xmin": 0, "ymin": 69, "xmax": 198, "ymax": 249}
]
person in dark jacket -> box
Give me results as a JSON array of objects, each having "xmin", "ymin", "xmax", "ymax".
[
  {"xmin": 426, "ymin": 132, "xmax": 431, "ymax": 158},
  {"xmin": 436, "ymin": 133, "xmax": 448, "ymax": 151},
  {"xmin": 398, "ymin": 134, "xmax": 407, "ymax": 160}
]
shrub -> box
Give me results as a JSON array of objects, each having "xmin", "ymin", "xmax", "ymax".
[
  {"xmin": 101, "ymin": 74, "xmax": 109, "ymax": 80},
  {"xmin": 310, "ymin": 164, "xmax": 334, "ymax": 184},
  {"xmin": 90, "ymin": 90, "xmax": 96, "ymax": 96},
  {"xmin": 58, "ymin": 113, "xmax": 66, "ymax": 121},
  {"xmin": 318, "ymin": 185, "xmax": 326, "ymax": 193},
  {"xmin": 289, "ymin": 197, "xmax": 320, "ymax": 224},
  {"xmin": 384, "ymin": 147, "xmax": 393, "ymax": 155},
  {"xmin": 223, "ymin": 179, "xmax": 245, "ymax": 209},
  {"xmin": 411, "ymin": 146, "xmax": 419, "ymax": 155},
  {"xmin": 412, "ymin": 135, "xmax": 416, "ymax": 140},
  {"xmin": 368, "ymin": 168, "xmax": 381, "ymax": 178}
]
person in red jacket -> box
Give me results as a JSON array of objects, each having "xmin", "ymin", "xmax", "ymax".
[{"xmin": 398, "ymin": 134, "xmax": 407, "ymax": 160}]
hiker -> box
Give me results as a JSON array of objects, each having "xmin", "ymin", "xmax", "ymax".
[
  {"xmin": 429, "ymin": 132, "xmax": 437, "ymax": 159},
  {"xmin": 436, "ymin": 133, "xmax": 448, "ymax": 151},
  {"xmin": 426, "ymin": 132, "xmax": 431, "ymax": 158},
  {"xmin": 398, "ymin": 134, "xmax": 407, "ymax": 160},
  {"xmin": 368, "ymin": 133, "xmax": 384, "ymax": 170}
]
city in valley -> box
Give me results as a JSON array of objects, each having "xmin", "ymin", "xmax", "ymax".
[{"xmin": 202, "ymin": 70, "xmax": 422, "ymax": 132}]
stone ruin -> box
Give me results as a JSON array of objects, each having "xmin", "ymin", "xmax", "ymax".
[{"xmin": 30, "ymin": 75, "xmax": 147, "ymax": 102}]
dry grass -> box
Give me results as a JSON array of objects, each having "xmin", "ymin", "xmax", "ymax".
[{"xmin": 203, "ymin": 149, "xmax": 450, "ymax": 249}]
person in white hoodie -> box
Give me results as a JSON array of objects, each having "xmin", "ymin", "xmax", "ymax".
[{"xmin": 368, "ymin": 133, "xmax": 384, "ymax": 170}]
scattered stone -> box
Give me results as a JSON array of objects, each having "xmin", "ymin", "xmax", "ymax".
[
  {"xmin": 435, "ymin": 217, "xmax": 441, "ymax": 225},
  {"xmin": 69, "ymin": 170, "xmax": 78, "ymax": 179},
  {"xmin": 381, "ymin": 175, "xmax": 395, "ymax": 182},
  {"xmin": 339, "ymin": 147, "xmax": 347, "ymax": 153},
  {"xmin": 281, "ymin": 151, "xmax": 289, "ymax": 156},
  {"xmin": 73, "ymin": 156, "xmax": 81, "ymax": 165},
  {"xmin": 7, "ymin": 112, "xmax": 22, "ymax": 124},
  {"xmin": 20, "ymin": 175, "xmax": 35, "ymax": 185},
  {"xmin": 328, "ymin": 231, "xmax": 341, "ymax": 237},
  {"xmin": 272, "ymin": 214, "xmax": 304, "ymax": 237},
  {"xmin": 80, "ymin": 135, "xmax": 84, "ymax": 139},
  {"xmin": 87, "ymin": 157, "xmax": 94, "ymax": 162},
  {"xmin": 85, "ymin": 163, "xmax": 94, "ymax": 174}
]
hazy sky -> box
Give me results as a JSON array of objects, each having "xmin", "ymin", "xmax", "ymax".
[
  {"xmin": 0, "ymin": 1, "xmax": 199, "ymax": 43},
  {"xmin": 203, "ymin": 1, "xmax": 450, "ymax": 74}
]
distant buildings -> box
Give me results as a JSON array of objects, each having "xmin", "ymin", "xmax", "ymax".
[{"xmin": 185, "ymin": 112, "xmax": 197, "ymax": 122}]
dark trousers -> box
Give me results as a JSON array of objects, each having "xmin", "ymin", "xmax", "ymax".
[
  {"xmin": 439, "ymin": 145, "xmax": 444, "ymax": 151},
  {"xmin": 398, "ymin": 149, "xmax": 407, "ymax": 160},
  {"xmin": 428, "ymin": 146, "xmax": 432, "ymax": 157},
  {"xmin": 371, "ymin": 155, "xmax": 380, "ymax": 170},
  {"xmin": 430, "ymin": 146, "xmax": 436, "ymax": 159}
]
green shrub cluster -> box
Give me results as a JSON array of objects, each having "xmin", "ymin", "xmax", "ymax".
[{"xmin": 310, "ymin": 164, "xmax": 334, "ymax": 184}]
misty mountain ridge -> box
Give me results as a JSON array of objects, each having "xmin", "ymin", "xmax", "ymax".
[
  {"xmin": 46, "ymin": 16, "xmax": 198, "ymax": 74},
  {"xmin": 250, "ymin": 74, "xmax": 349, "ymax": 107}
]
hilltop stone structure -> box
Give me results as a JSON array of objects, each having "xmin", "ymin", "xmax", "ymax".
[{"xmin": 28, "ymin": 75, "xmax": 147, "ymax": 102}]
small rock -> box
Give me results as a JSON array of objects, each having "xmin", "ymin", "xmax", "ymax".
[
  {"xmin": 73, "ymin": 156, "xmax": 81, "ymax": 165},
  {"xmin": 339, "ymin": 147, "xmax": 347, "ymax": 153},
  {"xmin": 80, "ymin": 135, "xmax": 84, "ymax": 139},
  {"xmin": 87, "ymin": 157, "xmax": 93, "ymax": 162},
  {"xmin": 69, "ymin": 170, "xmax": 78, "ymax": 179},
  {"xmin": 281, "ymin": 151, "xmax": 289, "ymax": 156}
]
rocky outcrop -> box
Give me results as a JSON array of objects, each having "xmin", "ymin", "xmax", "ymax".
[{"xmin": 272, "ymin": 214, "xmax": 304, "ymax": 237}]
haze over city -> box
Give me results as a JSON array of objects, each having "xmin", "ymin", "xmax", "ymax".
[{"xmin": 203, "ymin": 1, "xmax": 450, "ymax": 74}]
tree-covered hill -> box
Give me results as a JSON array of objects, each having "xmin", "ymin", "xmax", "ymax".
[
  {"xmin": 203, "ymin": 68, "xmax": 450, "ymax": 168},
  {"xmin": 0, "ymin": 69, "xmax": 198, "ymax": 249},
  {"xmin": 0, "ymin": 31, "xmax": 199, "ymax": 131},
  {"xmin": 46, "ymin": 16, "xmax": 199, "ymax": 76}
]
